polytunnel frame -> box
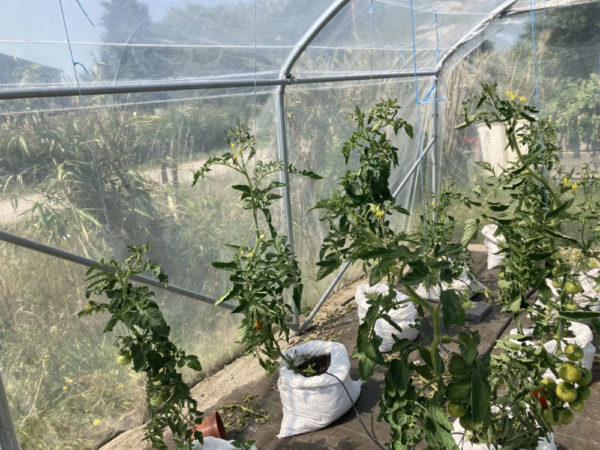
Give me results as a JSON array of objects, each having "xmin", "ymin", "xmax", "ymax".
[{"xmin": 0, "ymin": 0, "xmax": 576, "ymax": 446}]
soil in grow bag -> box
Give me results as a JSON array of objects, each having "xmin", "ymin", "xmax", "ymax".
[{"xmin": 297, "ymin": 354, "xmax": 331, "ymax": 377}]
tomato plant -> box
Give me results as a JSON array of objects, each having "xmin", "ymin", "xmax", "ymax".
[
  {"xmin": 79, "ymin": 244, "xmax": 203, "ymax": 449},
  {"xmin": 314, "ymin": 99, "xmax": 491, "ymax": 449},
  {"xmin": 457, "ymin": 83, "xmax": 600, "ymax": 447},
  {"xmin": 193, "ymin": 126, "xmax": 321, "ymax": 374}
]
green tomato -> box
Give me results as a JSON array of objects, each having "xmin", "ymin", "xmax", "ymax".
[
  {"xmin": 558, "ymin": 363, "xmax": 581, "ymax": 383},
  {"xmin": 448, "ymin": 402, "xmax": 466, "ymax": 418},
  {"xmin": 116, "ymin": 352, "xmax": 132, "ymax": 366},
  {"xmin": 565, "ymin": 281, "xmax": 583, "ymax": 295},
  {"xmin": 558, "ymin": 408, "xmax": 574, "ymax": 425},
  {"xmin": 149, "ymin": 394, "xmax": 164, "ymax": 407},
  {"xmin": 565, "ymin": 344, "xmax": 584, "ymax": 362},
  {"xmin": 578, "ymin": 368, "xmax": 592, "ymax": 386},
  {"xmin": 552, "ymin": 278, "xmax": 562, "ymax": 289},
  {"xmin": 578, "ymin": 386, "xmax": 591, "ymax": 400},
  {"xmin": 459, "ymin": 416, "xmax": 475, "ymax": 431},
  {"xmin": 565, "ymin": 303, "xmax": 578, "ymax": 312},
  {"xmin": 556, "ymin": 382, "xmax": 578, "ymax": 403},
  {"xmin": 541, "ymin": 378, "xmax": 557, "ymax": 391},
  {"xmin": 542, "ymin": 408, "xmax": 557, "ymax": 425},
  {"xmin": 569, "ymin": 399, "xmax": 584, "ymax": 411}
]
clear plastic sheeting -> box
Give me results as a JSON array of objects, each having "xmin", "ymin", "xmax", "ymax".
[
  {"xmin": 1, "ymin": 1, "xmax": 600, "ymax": 448},
  {"xmin": 0, "ymin": 0, "xmax": 332, "ymax": 88},
  {"xmin": 0, "ymin": 245, "xmax": 241, "ymax": 449},
  {"xmin": 285, "ymin": 77, "xmax": 434, "ymax": 305},
  {"xmin": 440, "ymin": 2, "xmax": 600, "ymax": 187},
  {"xmin": 0, "ymin": 87, "xmax": 279, "ymax": 295},
  {"xmin": 296, "ymin": 0, "xmax": 508, "ymax": 77}
]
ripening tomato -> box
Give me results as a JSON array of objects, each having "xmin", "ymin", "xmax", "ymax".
[{"xmin": 531, "ymin": 389, "xmax": 548, "ymax": 409}]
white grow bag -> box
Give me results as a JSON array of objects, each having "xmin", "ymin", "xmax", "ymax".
[
  {"xmin": 481, "ymin": 224, "xmax": 505, "ymax": 270},
  {"xmin": 544, "ymin": 269, "xmax": 600, "ymax": 312},
  {"xmin": 452, "ymin": 419, "xmax": 556, "ymax": 450},
  {"xmin": 509, "ymin": 322, "xmax": 595, "ymax": 371},
  {"xmin": 415, "ymin": 270, "xmax": 484, "ymax": 302},
  {"xmin": 355, "ymin": 283, "xmax": 419, "ymax": 352},
  {"xmin": 193, "ymin": 437, "xmax": 258, "ymax": 450},
  {"xmin": 277, "ymin": 340, "xmax": 361, "ymax": 438}
]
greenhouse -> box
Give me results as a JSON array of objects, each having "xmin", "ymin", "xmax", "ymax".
[{"xmin": 1, "ymin": 0, "xmax": 600, "ymax": 449}]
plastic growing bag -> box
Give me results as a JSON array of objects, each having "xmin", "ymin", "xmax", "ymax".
[
  {"xmin": 277, "ymin": 340, "xmax": 361, "ymax": 438},
  {"xmin": 415, "ymin": 270, "xmax": 484, "ymax": 301},
  {"xmin": 193, "ymin": 437, "xmax": 257, "ymax": 450},
  {"xmin": 545, "ymin": 269, "xmax": 600, "ymax": 312},
  {"xmin": 452, "ymin": 419, "xmax": 556, "ymax": 450},
  {"xmin": 355, "ymin": 283, "xmax": 419, "ymax": 352},
  {"xmin": 481, "ymin": 224, "xmax": 505, "ymax": 270},
  {"xmin": 510, "ymin": 322, "xmax": 595, "ymax": 371}
]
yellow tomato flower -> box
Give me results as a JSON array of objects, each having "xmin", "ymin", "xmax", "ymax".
[
  {"xmin": 62, "ymin": 386, "xmax": 67, "ymax": 390},
  {"xmin": 66, "ymin": 378, "xmax": 73, "ymax": 384},
  {"xmin": 376, "ymin": 210, "xmax": 385, "ymax": 219},
  {"xmin": 431, "ymin": 200, "xmax": 436, "ymax": 207},
  {"xmin": 232, "ymin": 153, "xmax": 238, "ymax": 160},
  {"xmin": 229, "ymin": 142, "xmax": 235, "ymax": 149},
  {"xmin": 247, "ymin": 252, "xmax": 254, "ymax": 258},
  {"xmin": 561, "ymin": 176, "xmax": 570, "ymax": 186},
  {"xmin": 519, "ymin": 96, "xmax": 526, "ymax": 102},
  {"xmin": 93, "ymin": 419, "xmax": 101, "ymax": 426},
  {"xmin": 237, "ymin": 147, "xmax": 242, "ymax": 153},
  {"xmin": 572, "ymin": 183, "xmax": 578, "ymax": 192}
]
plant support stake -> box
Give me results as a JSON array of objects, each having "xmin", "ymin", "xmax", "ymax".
[{"xmin": 0, "ymin": 230, "xmax": 233, "ymax": 311}]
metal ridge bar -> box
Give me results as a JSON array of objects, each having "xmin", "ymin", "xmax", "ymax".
[
  {"xmin": 0, "ymin": 71, "xmax": 438, "ymax": 100},
  {"xmin": 292, "ymin": 70, "xmax": 438, "ymax": 85},
  {"xmin": 392, "ymin": 138, "xmax": 436, "ymax": 199},
  {"xmin": 280, "ymin": 0, "xmax": 351, "ymax": 78},
  {"xmin": 0, "ymin": 230, "xmax": 233, "ymax": 310}
]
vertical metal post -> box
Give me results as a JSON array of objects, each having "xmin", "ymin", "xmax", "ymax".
[
  {"xmin": 0, "ymin": 372, "xmax": 20, "ymax": 450},
  {"xmin": 432, "ymin": 76, "xmax": 439, "ymax": 197},
  {"xmin": 274, "ymin": 85, "xmax": 299, "ymax": 328}
]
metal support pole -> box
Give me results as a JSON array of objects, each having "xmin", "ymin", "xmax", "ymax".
[
  {"xmin": 0, "ymin": 230, "xmax": 234, "ymax": 311},
  {"xmin": 431, "ymin": 76, "xmax": 439, "ymax": 198},
  {"xmin": 0, "ymin": 71, "xmax": 437, "ymax": 101},
  {"xmin": 301, "ymin": 260, "xmax": 352, "ymax": 332},
  {"xmin": 274, "ymin": 86, "xmax": 299, "ymax": 328},
  {"xmin": 0, "ymin": 372, "xmax": 20, "ymax": 450},
  {"xmin": 392, "ymin": 138, "xmax": 436, "ymax": 199}
]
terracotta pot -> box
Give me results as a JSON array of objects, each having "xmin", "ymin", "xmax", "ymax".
[{"xmin": 194, "ymin": 412, "xmax": 227, "ymax": 440}]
